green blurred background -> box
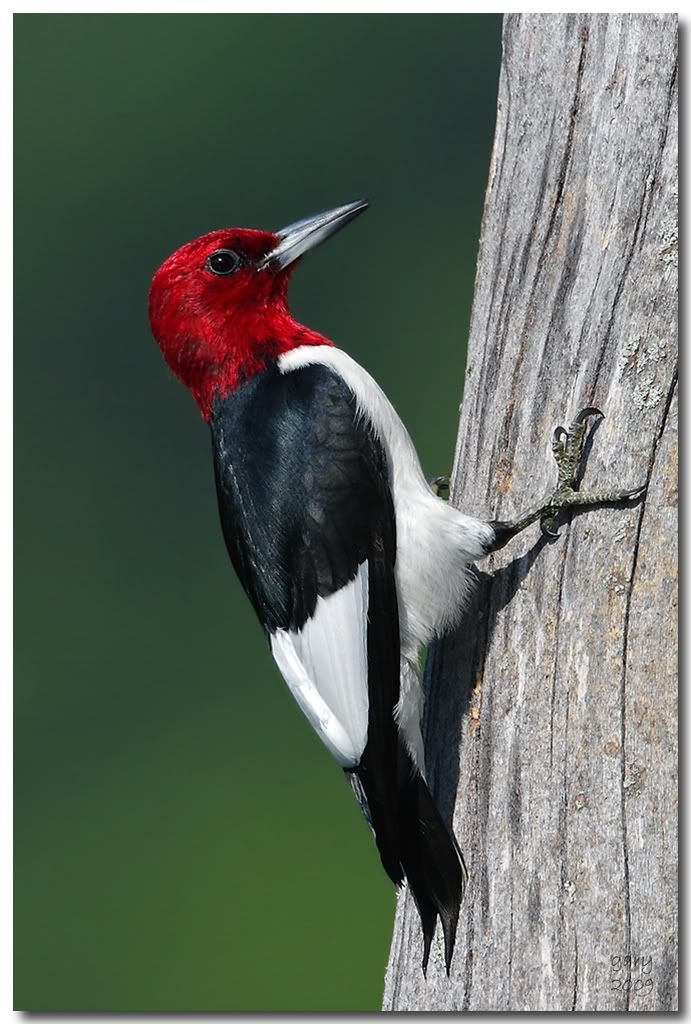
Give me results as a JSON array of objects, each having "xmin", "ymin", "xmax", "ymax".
[{"xmin": 14, "ymin": 13, "xmax": 501, "ymax": 1012}]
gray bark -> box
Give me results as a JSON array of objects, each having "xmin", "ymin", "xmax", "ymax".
[{"xmin": 384, "ymin": 14, "xmax": 677, "ymax": 1012}]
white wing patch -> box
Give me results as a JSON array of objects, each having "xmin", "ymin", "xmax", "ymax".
[{"xmin": 270, "ymin": 563, "xmax": 370, "ymax": 768}]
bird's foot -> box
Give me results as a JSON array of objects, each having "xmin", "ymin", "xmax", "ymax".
[
  {"xmin": 431, "ymin": 475, "xmax": 450, "ymax": 499},
  {"xmin": 487, "ymin": 407, "xmax": 647, "ymax": 552}
]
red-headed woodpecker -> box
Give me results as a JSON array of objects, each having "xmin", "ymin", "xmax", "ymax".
[{"xmin": 149, "ymin": 201, "xmax": 645, "ymax": 974}]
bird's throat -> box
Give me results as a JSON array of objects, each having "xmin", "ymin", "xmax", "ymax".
[{"xmin": 185, "ymin": 311, "xmax": 332, "ymax": 420}]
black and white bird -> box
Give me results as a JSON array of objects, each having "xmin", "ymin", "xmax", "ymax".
[{"xmin": 149, "ymin": 200, "xmax": 644, "ymax": 973}]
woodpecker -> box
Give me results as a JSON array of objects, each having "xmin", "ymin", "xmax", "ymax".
[{"xmin": 149, "ymin": 201, "xmax": 645, "ymax": 974}]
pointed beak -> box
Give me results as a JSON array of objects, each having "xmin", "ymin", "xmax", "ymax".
[{"xmin": 258, "ymin": 200, "xmax": 369, "ymax": 272}]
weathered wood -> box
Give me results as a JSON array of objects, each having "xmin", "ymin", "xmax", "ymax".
[{"xmin": 384, "ymin": 14, "xmax": 677, "ymax": 1012}]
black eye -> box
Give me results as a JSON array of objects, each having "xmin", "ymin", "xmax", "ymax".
[{"xmin": 206, "ymin": 249, "xmax": 241, "ymax": 276}]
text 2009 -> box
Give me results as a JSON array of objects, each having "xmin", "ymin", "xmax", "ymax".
[{"xmin": 610, "ymin": 955, "xmax": 653, "ymax": 996}]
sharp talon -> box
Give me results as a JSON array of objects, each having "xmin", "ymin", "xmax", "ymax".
[
  {"xmin": 431, "ymin": 475, "xmax": 450, "ymax": 498},
  {"xmin": 575, "ymin": 406, "xmax": 605, "ymax": 424},
  {"xmin": 622, "ymin": 484, "xmax": 648, "ymax": 500},
  {"xmin": 540, "ymin": 516, "xmax": 560, "ymax": 539},
  {"xmin": 553, "ymin": 426, "xmax": 568, "ymax": 445}
]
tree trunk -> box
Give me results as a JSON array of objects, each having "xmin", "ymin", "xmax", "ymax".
[{"xmin": 384, "ymin": 13, "xmax": 677, "ymax": 1012}]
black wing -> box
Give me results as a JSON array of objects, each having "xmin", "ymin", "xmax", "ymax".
[
  {"xmin": 210, "ymin": 362, "xmax": 402, "ymax": 872},
  {"xmin": 209, "ymin": 362, "xmax": 393, "ymax": 633}
]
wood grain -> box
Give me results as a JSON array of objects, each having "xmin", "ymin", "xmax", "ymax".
[{"xmin": 384, "ymin": 13, "xmax": 677, "ymax": 1012}]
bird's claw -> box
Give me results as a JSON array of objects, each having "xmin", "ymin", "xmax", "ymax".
[
  {"xmin": 539, "ymin": 514, "xmax": 561, "ymax": 539},
  {"xmin": 551, "ymin": 406, "xmax": 604, "ymax": 491},
  {"xmin": 431, "ymin": 475, "xmax": 450, "ymax": 499},
  {"xmin": 542, "ymin": 407, "xmax": 647, "ymax": 532},
  {"xmin": 620, "ymin": 483, "xmax": 648, "ymax": 501},
  {"xmin": 574, "ymin": 406, "xmax": 604, "ymax": 425},
  {"xmin": 485, "ymin": 405, "xmax": 648, "ymax": 556}
]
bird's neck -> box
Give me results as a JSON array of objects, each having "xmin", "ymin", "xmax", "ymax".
[{"xmin": 184, "ymin": 309, "xmax": 332, "ymax": 420}]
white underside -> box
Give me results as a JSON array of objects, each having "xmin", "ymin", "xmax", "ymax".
[{"xmin": 275, "ymin": 345, "xmax": 494, "ymax": 770}]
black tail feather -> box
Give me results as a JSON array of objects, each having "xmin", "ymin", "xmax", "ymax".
[
  {"xmin": 347, "ymin": 761, "xmax": 404, "ymax": 886},
  {"xmin": 398, "ymin": 754, "xmax": 466, "ymax": 975},
  {"xmin": 351, "ymin": 744, "xmax": 466, "ymax": 974},
  {"xmin": 346, "ymin": 477, "xmax": 465, "ymax": 973}
]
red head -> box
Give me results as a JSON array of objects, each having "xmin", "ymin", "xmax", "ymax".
[{"xmin": 149, "ymin": 201, "xmax": 368, "ymax": 419}]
